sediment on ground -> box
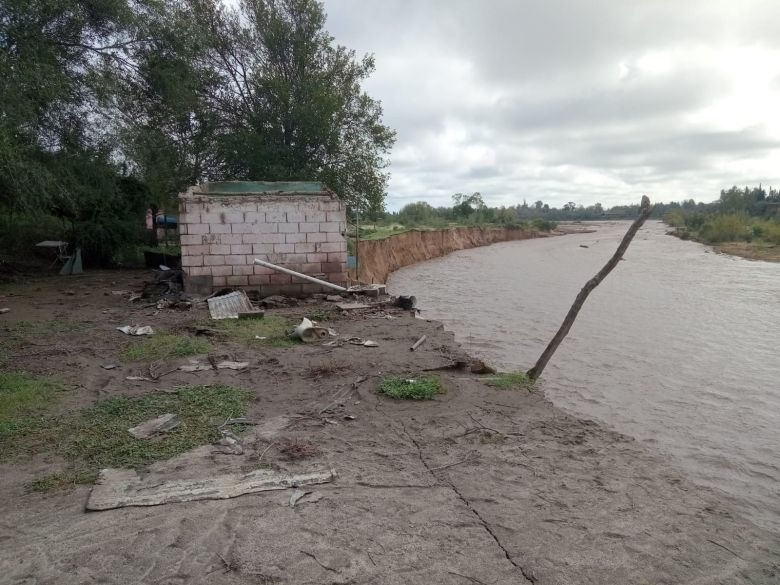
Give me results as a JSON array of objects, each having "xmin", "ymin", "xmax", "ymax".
[
  {"xmin": 1, "ymin": 271, "xmax": 779, "ymax": 584},
  {"xmin": 354, "ymin": 226, "xmax": 553, "ymax": 284}
]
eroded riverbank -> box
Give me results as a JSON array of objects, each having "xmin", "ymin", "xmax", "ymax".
[{"xmin": 1, "ymin": 270, "xmax": 779, "ymax": 583}]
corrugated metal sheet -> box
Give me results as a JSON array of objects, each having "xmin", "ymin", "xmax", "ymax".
[{"xmin": 207, "ymin": 290, "xmax": 254, "ymax": 320}]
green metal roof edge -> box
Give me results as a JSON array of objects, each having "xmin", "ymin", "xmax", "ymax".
[{"xmin": 198, "ymin": 181, "xmax": 325, "ymax": 194}]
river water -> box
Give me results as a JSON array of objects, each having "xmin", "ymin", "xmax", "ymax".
[{"xmin": 388, "ymin": 221, "xmax": 780, "ymax": 534}]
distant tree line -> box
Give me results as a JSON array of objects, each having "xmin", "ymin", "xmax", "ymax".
[{"xmin": 0, "ymin": 0, "xmax": 394, "ymax": 264}]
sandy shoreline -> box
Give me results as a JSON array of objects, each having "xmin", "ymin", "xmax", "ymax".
[{"xmin": 1, "ymin": 270, "xmax": 779, "ymax": 584}]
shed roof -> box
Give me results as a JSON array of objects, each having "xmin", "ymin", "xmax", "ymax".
[{"xmin": 197, "ymin": 181, "xmax": 324, "ymax": 194}]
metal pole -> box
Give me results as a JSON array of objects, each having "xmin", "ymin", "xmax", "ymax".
[{"xmin": 253, "ymin": 258, "xmax": 348, "ymax": 292}]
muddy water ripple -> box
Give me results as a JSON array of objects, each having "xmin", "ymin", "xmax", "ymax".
[{"xmin": 388, "ymin": 221, "xmax": 780, "ymax": 533}]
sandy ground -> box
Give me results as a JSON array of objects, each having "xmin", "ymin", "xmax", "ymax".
[{"xmin": 1, "ymin": 270, "xmax": 779, "ymax": 585}]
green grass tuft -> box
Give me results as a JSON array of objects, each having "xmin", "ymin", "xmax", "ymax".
[
  {"xmin": 0, "ymin": 372, "xmax": 63, "ymax": 444},
  {"xmin": 211, "ymin": 316, "xmax": 299, "ymax": 348},
  {"xmin": 379, "ymin": 376, "xmax": 442, "ymax": 400},
  {"xmin": 25, "ymin": 470, "xmax": 97, "ymax": 493},
  {"xmin": 2, "ymin": 384, "xmax": 253, "ymax": 484},
  {"xmin": 486, "ymin": 372, "xmax": 535, "ymax": 390},
  {"xmin": 122, "ymin": 333, "xmax": 211, "ymax": 362}
]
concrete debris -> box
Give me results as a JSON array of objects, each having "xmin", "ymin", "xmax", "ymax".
[
  {"xmin": 325, "ymin": 295, "xmax": 343, "ymax": 302},
  {"xmin": 347, "ymin": 337, "xmax": 378, "ymax": 347},
  {"xmin": 0, "ymin": 308, "xmax": 9, "ymax": 314},
  {"xmin": 128, "ymin": 413, "xmax": 181, "ymax": 439},
  {"xmin": 213, "ymin": 429, "xmax": 243, "ymax": 455},
  {"xmin": 395, "ymin": 295, "xmax": 417, "ymax": 310},
  {"xmin": 216, "ymin": 361, "xmax": 249, "ymax": 370},
  {"xmin": 293, "ymin": 317, "xmax": 332, "ymax": 343},
  {"xmin": 336, "ymin": 302, "xmax": 370, "ymax": 311},
  {"xmin": 87, "ymin": 467, "xmax": 337, "ymax": 510},
  {"xmin": 117, "ymin": 325, "xmax": 154, "ymax": 336},
  {"xmin": 469, "ymin": 360, "xmax": 496, "ymax": 375},
  {"xmin": 410, "ymin": 335, "xmax": 427, "ymax": 352},
  {"xmin": 101, "ymin": 364, "xmax": 118, "ymax": 370},
  {"xmin": 289, "ymin": 489, "xmax": 311, "ymax": 507},
  {"xmin": 179, "ymin": 363, "xmax": 211, "ymax": 372},
  {"xmin": 126, "ymin": 376, "xmax": 152, "ymax": 381},
  {"xmin": 179, "ymin": 361, "xmax": 249, "ymax": 372},
  {"xmin": 208, "ymin": 290, "xmax": 254, "ymax": 320}
]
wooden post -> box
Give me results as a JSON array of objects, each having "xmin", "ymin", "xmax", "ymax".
[{"xmin": 527, "ymin": 196, "xmax": 653, "ymax": 381}]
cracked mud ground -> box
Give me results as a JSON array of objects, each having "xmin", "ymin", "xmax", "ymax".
[{"xmin": 1, "ymin": 271, "xmax": 779, "ymax": 584}]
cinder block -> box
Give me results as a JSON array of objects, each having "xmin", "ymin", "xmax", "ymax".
[
  {"xmin": 285, "ymin": 232, "xmax": 306, "ymax": 243},
  {"xmin": 209, "ymin": 244, "xmax": 230, "ymax": 255},
  {"xmin": 307, "ymin": 232, "xmax": 327, "ymax": 243},
  {"xmin": 282, "ymin": 254, "xmax": 308, "ymax": 264},
  {"xmin": 180, "ymin": 212, "xmax": 200, "ymax": 224},
  {"xmin": 185, "ymin": 274, "xmax": 213, "ymax": 295},
  {"xmin": 301, "ymin": 283, "xmax": 328, "ymax": 294},
  {"xmin": 222, "ymin": 212, "xmax": 244, "ymax": 223},
  {"xmin": 326, "ymin": 232, "xmax": 346, "ymax": 242},
  {"xmin": 249, "ymin": 274, "xmax": 271, "ymax": 285},
  {"xmin": 321, "ymin": 262, "xmax": 344, "ymax": 273},
  {"xmin": 231, "ymin": 244, "xmax": 252, "ymax": 254},
  {"xmin": 226, "ymin": 275, "xmax": 248, "ymax": 286},
  {"xmin": 245, "ymin": 211, "xmax": 266, "ymax": 223},
  {"xmin": 210, "ymin": 223, "xmax": 231, "ymax": 234},
  {"xmin": 231, "ymin": 223, "xmax": 258, "ymax": 234},
  {"xmin": 233, "ymin": 264, "xmax": 254, "ymax": 275},
  {"xmin": 266, "ymin": 210, "xmax": 287, "ymax": 222},
  {"xmin": 204, "ymin": 255, "xmax": 225, "ymax": 266},
  {"xmin": 212, "ymin": 276, "xmax": 227, "ymax": 287},
  {"xmin": 211, "ymin": 265, "xmax": 233, "ymax": 276},
  {"xmin": 182, "ymin": 255, "xmax": 203, "ymax": 267},
  {"xmin": 319, "ymin": 222, "xmax": 339, "ymax": 232},
  {"xmin": 300, "ymin": 222, "xmax": 319, "ymax": 233},
  {"xmin": 307, "ymin": 253, "xmax": 328, "ymax": 263},
  {"xmin": 301, "ymin": 262, "xmax": 322, "ymax": 274},
  {"xmin": 274, "ymin": 244, "xmax": 294, "ymax": 254},
  {"xmin": 188, "ymin": 223, "xmax": 210, "ymax": 235},
  {"xmin": 221, "ymin": 234, "xmax": 243, "ymax": 245},
  {"xmin": 270, "ymin": 273, "xmax": 292, "ymax": 285},
  {"xmin": 326, "ymin": 211, "xmax": 344, "ymax": 222},
  {"xmin": 286, "ymin": 211, "xmax": 306, "ymax": 222},
  {"xmin": 242, "ymin": 233, "xmax": 263, "ymax": 244},
  {"xmin": 327, "ymin": 252, "xmax": 348, "ymax": 263},
  {"xmin": 225, "ymin": 255, "xmax": 247, "ymax": 265},
  {"xmin": 278, "ymin": 223, "xmax": 300, "ymax": 233},
  {"xmin": 325, "ymin": 272, "xmax": 348, "ymax": 284},
  {"xmin": 179, "ymin": 224, "xmax": 188, "ymax": 235},
  {"xmin": 305, "ymin": 211, "xmax": 327, "ymax": 222},
  {"xmin": 181, "ymin": 235, "xmax": 203, "ymax": 245},
  {"xmin": 200, "ymin": 212, "xmax": 223, "ymax": 224},
  {"xmin": 252, "ymin": 244, "xmax": 275, "ymax": 254},
  {"xmin": 186, "ymin": 244, "xmax": 210, "ymax": 256},
  {"xmin": 258, "ymin": 234, "xmax": 286, "ymax": 244},
  {"xmin": 254, "ymin": 265, "xmax": 274, "ymax": 275},
  {"xmin": 295, "ymin": 243, "xmax": 315, "ymax": 253},
  {"xmin": 188, "ymin": 266, "xmax": 211, "ymax": 276},
  {"xmin": 320, "ymin": 242, "xmax": 346, "ymax": 253}
]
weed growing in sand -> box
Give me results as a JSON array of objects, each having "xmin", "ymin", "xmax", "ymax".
[
  {"xmin": 277, "ymin": 437, "xmax": 320, "ymax": 460},
  {"xmin": 307, "ymin": 308, "xmax": 335, "ymax": 323},
  {"xmin": 486, "ymin": 372, "xmax": 535, "ymax": 391},
  {"xmin": 379, "ymin": 376, "xmax": 442, "ymax": 400},
  {"xmin": 211, "ymin": 316, "xmax": 299, "ymax": 348},
  {"xmin": 306, "ymin": 360, "xmax": 349, "ymax": 378},
  {"xmin": 5, "ymin": 385, "xmax": 253, "ymax": 488},
  {"xmin": 121, "ymin": 333, "xmax": 211, "ymax": 362},
  {"xmin": 479, "ymin": 431, "xmax": 507, "ymax": 444}
]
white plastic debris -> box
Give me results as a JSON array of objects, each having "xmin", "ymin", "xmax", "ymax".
[
  {"xmin": 293, "ymin": 317, "xmax": 331, "ymax": 343},
  {"xmin": 117, "ymin": 325, "xmax": 154, "ymax": 336}
]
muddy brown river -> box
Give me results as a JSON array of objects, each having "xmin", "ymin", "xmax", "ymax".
[{"xmin": 388, "ymin": 221, "xmax": 780, "ymax": 534}]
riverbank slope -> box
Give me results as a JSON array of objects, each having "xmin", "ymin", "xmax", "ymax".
[{"xmin": 1, "ymin": 271, "xmax": 779, "ymax": 583}]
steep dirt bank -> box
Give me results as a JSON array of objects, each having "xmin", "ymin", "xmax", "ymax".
[{"xmin": 356, "ymin": 227, "xmax": 553, "ymax": 284}]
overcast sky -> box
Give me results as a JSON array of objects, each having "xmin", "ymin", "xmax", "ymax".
[{"xmin": 323, "ymin": 0, "xmax": 780, "ymax": 211}]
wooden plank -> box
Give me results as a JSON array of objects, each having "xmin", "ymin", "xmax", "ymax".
[{"xmin": 87, "ymin": 467, "xmax": 336, "ymax": 511}]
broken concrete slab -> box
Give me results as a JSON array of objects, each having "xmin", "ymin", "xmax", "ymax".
[
  {"xmin": 86, "ymin": 467, "xmax": 337, "ymax": 510},
  {"xmin": 127, "ymin": 413, "xmax": 181, "ymax": 439},
  {"xmin": 336, "ymin": 302, "xmax": 370, "ymax": 311}
]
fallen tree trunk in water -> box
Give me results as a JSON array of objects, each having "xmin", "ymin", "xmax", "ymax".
[{"xmin": 527, "ymin": 196, "xmax": 653, "ymax": 380}]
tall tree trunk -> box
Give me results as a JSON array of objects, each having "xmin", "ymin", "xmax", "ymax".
[{"xmin": 527, "ymin": 196, "xmax": 653, "ymax": 380}]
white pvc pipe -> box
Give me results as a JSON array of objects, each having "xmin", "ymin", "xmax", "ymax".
[{"xmin": 253, "ymin": 258, "xmax": 348, "ymax": 292}]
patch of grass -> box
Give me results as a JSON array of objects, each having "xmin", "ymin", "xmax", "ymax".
[
  {"xmin": 307, "ymin": 308, "xmax": 335, "ymax": 323},
  {"xmin": 2, "ymin": 384, "xmax": 253, "ymax": 481},
  {"xmin": 379, "ymin": 376, "xmax": 442, "ymax": 400},
  {"xmin": 0, "ymin": 372, "xmax": 63, "ymax": 443},
  {"xmin": 486, "ymin": 372, "xmax": 535, "ymax": 390},
  {"xmin": 25, "ymin": 470, "xmax": 97, "ymax": 493},
  {"xmin": 122, "ymin": 333, "xmax": 211, "ymax": 362},
  {"xmin": 487, "ymin": 372, "xmax": 535, "ymax": 390},
  {"xmin": 211, "ymin": 315, "xmax": 299, "ymax": 348}
]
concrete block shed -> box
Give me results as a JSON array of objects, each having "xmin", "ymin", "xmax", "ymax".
[{"xmin": 179, "ymin": 182, "xmax": 348, "ymax": 296}]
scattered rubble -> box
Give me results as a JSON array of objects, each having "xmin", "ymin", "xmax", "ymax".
[
  {"xmin": 117, "ymin": 325, "xmax": 154, "ymax": 336},
  {"xmin": 127, "ymin": 413, "xmax": 181, "ymax": 439}
]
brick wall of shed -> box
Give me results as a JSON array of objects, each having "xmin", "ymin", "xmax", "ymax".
[{"xmin": 178, "ymin": 193, "xmax": 347, "ymax": 296}]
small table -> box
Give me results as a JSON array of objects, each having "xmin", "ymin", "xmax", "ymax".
[{"xmin": 35, "ymin": 241, "xmax": 70, "ymax": 268}]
